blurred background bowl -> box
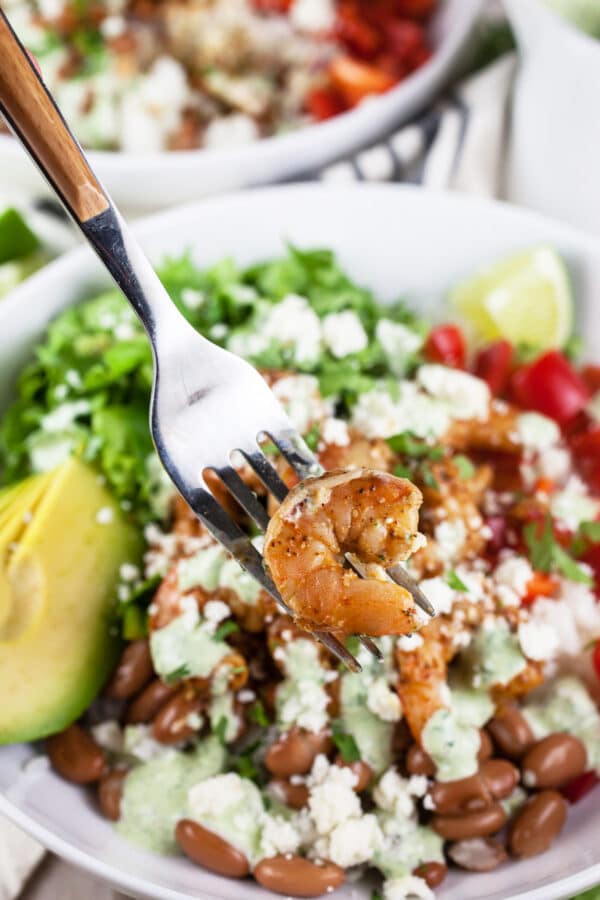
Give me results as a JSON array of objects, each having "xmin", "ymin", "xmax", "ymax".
[{"xmin": 0, "ymin": 0, "xmax": 482, "ymax": 215}]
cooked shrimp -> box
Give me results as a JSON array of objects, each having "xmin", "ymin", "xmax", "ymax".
[{"xmin": 263, "ymin": 468, "xmax": 425, "ymax": 636}]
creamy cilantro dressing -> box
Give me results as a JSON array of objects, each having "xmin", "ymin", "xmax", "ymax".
[
  {"xmin": 186, "ymin": 772, "xmax": 265, "ymax": 863},
  {"xmin": 464, "ymin": 618, "xmax": 527, "ymax": 689},
  {"xmin": 422, "ymin": 708, "xmax": 480, "ymax": 782},
  {"xmin": 375, "ymin": 825, "xmax": 444, "ymax": 878},
  {"xmin": 523, "ymin": 676, "xmax": 600, "ymax": 771},
  {"xmin": 149, "ymin": 599, "xmax": 229, "ymax": 681},
  {"xmin": 177, "ymin": 545, "xmax": 261, "ymax": 604},
  {"xmin": 116, "ymin": 737, "xmax": 225, "ymax": 853}
]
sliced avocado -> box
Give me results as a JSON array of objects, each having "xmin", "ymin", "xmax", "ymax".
[{"xmin": 0, "ymin": 458, "xmax": 143, "ymax": 744}]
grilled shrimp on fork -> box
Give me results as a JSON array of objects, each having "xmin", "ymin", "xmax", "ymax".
[{"xmin": 0, "ymin": 12, "xmax": 433, "ymax": 670}]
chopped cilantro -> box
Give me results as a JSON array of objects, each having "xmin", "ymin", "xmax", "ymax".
[
  {"xmin": 420, "ymin": 464, "xmax": 439, "ymax": 491},
  {"xmin": 331, "ymin": 722, "xmax": 361, "ymax": 763},
  {"xmin": 454, "ymin": 454, "xmax": 475, "ymax": 479},
  {"xmin": 446, "ymin": 570, "xmax": 468, "ymax": 592},
  {"xmin": 214, "ymin": 715, "xmax": 228, "ymax": 745},
  {"xmin": 386, "ymin": 431, "xmax": 443, "ymax": 460},
  {"xmin": 248, "ymin": 700, "xmax": 270, "ymax": 728},
  {"xmin": 213, "ymin": 620, "xmax": 240, "ymax": 642},
  {"xmin": 524, "ymin": 515, "xmax": 592, "ymax": 586},
  {"xmin": 165, "ymin": 664, "xmax": 191, "ymax": 685},
  {"xmin": 235, "ymin": 753, "xmax": 259, "ymax": 781},
  {"xmin": 121, "ymin": 605, "xmax": 148, "ymax": 641},
  {"xmin": 393, "ymin": 463, "xmax": 413, "ymax": 480},
  {"xmin": 305, "ymin": 424, "xmax": 320, "ymax": 451}
]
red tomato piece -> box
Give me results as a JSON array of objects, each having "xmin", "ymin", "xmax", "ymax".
[
  {"xmin": 594, "ymin": 640, "xmax": 600, "ymax": 679},
  {"xmin": 382, "ymin": 20, "xmax": 428, "ymax": 69},
  {"xmin": 581, "ymin": 544, "xmax": 600, "ymax": 595},
  {"xmin": 336, "ymin": 2, "xmax": 381, "ymax": 57},
  {"xmin": 424, "ymin": 324, "xmax": 466, "ymax": 368},
  {"xmin": 394, "ymin": 0, "xmax": 438, "ymax": 19},
  {"xmin": 329, "ymin": 56, "xmax": 396, "ymax": 106},
  {"xmin": 510, "ymin": 351, "xmax": 590, "ymax": 424},
  {"xmin": 251, "ymin": 0, "xmax": 292, "ymax": 12},
  {"xmin": 521, "ymin": 571, "xmax": 557, "ymax": 607},
  {"xmin": 305, "ymin": 87, "xmax": 346, "ymax": 121},
  {"xmin": 581, "ymin": 364, "xmax": 600, "ymax": 394},
  {"xmin": 562, "ymin": 770, "xmax": 600, "ymax": 804},
  {"xmin": 474, "ymin": 340, "xmax": 513, "ymax": 395}
]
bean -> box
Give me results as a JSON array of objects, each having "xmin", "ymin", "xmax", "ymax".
[
  {"xmin": 429, "ymin": 759, "xmax": 517, "ymax": 815},
  {"xmin": 488, "ymin": 706, "xmax": 535, "ymax": 759},
  {"xmin": 97, "ymin": 770, "xmax": 127, "ymax": 821},
  {"xmin": 270, "ymin": 778, "xmax": 309, "ymax": 809},
  {"xmin": 126, "ymin": 679, "xmax": 177, "ymax": 724},
  {"xmin": 412, "ymin": 861, "xmax": 448, "ymax": 888},
  {"xmin": 508, "ymin": 791, "xmax": 567, "ymax": 858},
  {"xmin": 152, "ymin": 689, "xmax": 204, "ymax": 744},
  {"xmin": 175, "ymin": 819, "xmax": 250, "ymax": 877},
  {"xmin": 478, "ymin": 729, "xmax": 494, "ymax": 763},
  {"xmin": 254, "ymin": 855, "xmax": 345, "ymax": 897},
  {"xmin": 47, "ymin": 725, "xmax": 107, "ymax": 784},
  {"xmin": 447, "ymin": 837, "xmax": 507, "ymax": 872},
  {"xmin": 104, "ymin": 640, "xmax": 154, "ymax": 700},
  {"xmin": 406, "ymin": 743, "xmax": 436, "ymax": 777},
  {"xmin": 264, "ymin": 728, "xmax": 332, "ymax": 777},
  {"xmin": 431, "ymin": 803, "xmax": 507, "ymax": 840},
  {"xmin": 335, "ymin": 757, "xmax": 373, "ymax": 792},
  {"xmin": 521, "ymin": 733, "xmax": 587, "ymax": 789}
]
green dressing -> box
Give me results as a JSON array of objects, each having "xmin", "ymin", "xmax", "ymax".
[
  {"xmin": 523, "ymin": 676, "xmax": 600, "ymax": 771},
  {"xmin": 149, "ymin": 603, "xmax": 229, "ymax": 681}
]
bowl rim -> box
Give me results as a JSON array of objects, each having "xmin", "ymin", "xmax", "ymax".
[
  {"xmin": 0, "ymin": 0, "xmax": 484, "ymax": 173},
  {"xmin": 1, "ymin": 182, "xmax": 600, "ymax": 900}
]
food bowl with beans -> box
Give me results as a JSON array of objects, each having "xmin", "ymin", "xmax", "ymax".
[
  {"xmin": 0, "ymin": 0, "xmax": 482, "ymax": 213},
  {"xmin": 0, "ymin": 185, "xmax": 600, "ymax": 900}
]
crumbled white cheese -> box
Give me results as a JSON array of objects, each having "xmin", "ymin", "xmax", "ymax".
[
  {"xmin": 536, "ymin": 446, "xmax": 571, "ymax": 483},
  {"xmin": 321, "ymin": 417, "xmax": 350, "ymax": 447},
  {"xmin": 123, "ymin": 725, "xmax": 174, "ymax": 762},
  {"xmin": 264, "ymin": 294, "xmax": 322, "ymax": 365},
  {"xmin": 203, "ymin": 113, "xmax": 260, "ymax": 148},
  {"xmin": 373, "ymin": 769, "xmax": 425, "ymax": 819},
  {"xmin": 417, "ymin": 577, "xmax": 456, "ymax": 616},
  {"xmin": 367, "ymin": 677, "xmax": 402, "ymax": 722},
  {"xmin": 96, "ymin": 506, "xmax": 114, "ymax": 525},
  {"xmin": 40, "ymin": 399, "xmax": 91, "ymax": 432},
  {"xmin": 320, "ymin": 814, "xmax": 382, "ymax": 868},
  {"xmin": 322, "ymin": 311, "xmax": 368, "ymax": 359},
  {"xmin": 350, "ymin": 382, "xmax": 451, "ymax": 441},
  {"xmin": 434, "ymin": 519, "xmax": 467, "ymax": 564},
  {"xmin": 383, "ymin": 874, "xmax": 434, "ymax": 900},
  {"xmin": 551, "ymin": 476, "xmax": 599, "ymax": 531},
  {"xmin": 119, "ymin": 563, "xmax": 140, "ymax": 583},
  {"xmin": 203, "ymin": 600, "xmax": 231, "ymax": 624},
  {"xmin": 290, "ymin": 0, "xmax": 336, "ymax": 32},
  {"xmin": 91, "ymin": 720, "xmax": 124, "ymax": 753},
  {"xmin": 376, "ymin": 319, "xmax": 423, "ymax": 377},
  {"xmin": 518, "ymin": 620, "xmax": 560, "ymax": 661},
  {"xmin": 272, "ymin": 374, "xmax": 333, "ymax": 434},
  {"xmin": 99, "ymin": 14, "xmax": 126, "ymax": 38},
  {"xmin": 527, "ymin": 579, "xmax": 600, "ymax": 657},
  {"xmin": 516, "ymin": 412, "xmax": 560, "ymax": 451},
  {"xmin": 259, "ymin": 813, "xmax": 301, "ymax": 859},
  {"xmin": 417, "ymin": 365, "xmax": 490, "ymax": 421},
  {"xmin": 396, "ymin": 632, "xmax": 425, "ymax": 652},
  {"xmin": 494, "ymin": 555, "xmax": 533, "ymax": 601},
  {"xmin": 307, "ymin": 754, "xmax": 361, "ymax": 834}
]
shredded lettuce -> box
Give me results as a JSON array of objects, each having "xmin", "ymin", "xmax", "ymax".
[{"xmin": 0, "ymin": 247, "xmax": 427, "ymax": 522}]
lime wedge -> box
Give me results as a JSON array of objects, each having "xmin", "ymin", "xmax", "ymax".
[{"xmin": 450, "ymin": 246, "xmax": 573, "ymax": 349}]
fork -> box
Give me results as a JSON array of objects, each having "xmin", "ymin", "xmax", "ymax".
[{"xmin": 0, "ymin": 12, "xmax": 433, "ymax": 671}]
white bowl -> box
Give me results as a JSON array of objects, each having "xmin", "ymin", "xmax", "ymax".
[
  {"xmin": 1, "ymin": 185, "xmax": 600, "ymax": 900},
  {"xmin": 0, "ymin": 0, "xmax": 482, "ymax": 214}
]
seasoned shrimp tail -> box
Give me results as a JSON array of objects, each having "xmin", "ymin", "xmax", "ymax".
[{"xmin": 263, "ymin": 469, "xmax": 426, "ymax": 636}]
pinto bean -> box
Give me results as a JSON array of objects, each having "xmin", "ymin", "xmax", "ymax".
[
  {"xmin": 488, "ymin": 706, "xmax": 535, "ymax": 759},
  {"xmin": 152, "ymin": 689, "xmax": 204, "ymax": 744},
  {"xmin": 447, "ymin": 837, "xmax": 507, "ymax": 871},
  {"xmin": 264, "ymin": 728, "xmax": 332, "ymax": 777},
  {"xmin": 175, "ymin": 819, "xmax": 250, "ymax": 877},
  {"xmin": 521, "ymin": 733, "xmax": 587, "ymax": 789},
  {"xmin": 47, "ymin": 725, "xmax": 107, "ymax": 784},
  {"xmin": 126, "ymin": 679, "xmax": 177, "ymax": 724},
  {"xmin": 104, "ymin": 640, "xmax": 154, "ymax": 700},
  {"xmin": 335, "ymin": 757, "xmax": 373, "ymax": 792},
  {"xmin": 254, "ymin": 855, "xmax": 345, "ymax": 897},
  {"xmin": 508, "ymin": 791, "xmax": 567, "ymax": 858},
  {"xmin": 270, "ymin": 778, "xmax": 309, "ymax": 809},
  {"xmin": 428, "ymin": 759, "xmax": 518, "ymax": 815},
  {"xmin": 406, "ymin": 743, "xmax": 436, "ymax": 776},
  {"xmin": 412, "ymin": 861, "xmax": 448, "ymax": 888},
  {"xmin": 431, "ymin": 803, "xmax": 507, "ymax": 840},
  {"xmin": 97, "ymin": 770, "xmax": 127, "ymax": 821}
]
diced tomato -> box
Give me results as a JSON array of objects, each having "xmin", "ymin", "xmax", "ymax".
[
  {"xmin": 511, "ymin": 350, "xmax": 590, "ymax": 425},
  {"xmin": 329, "ymin": 55, "xmax": 396, "ymax": 106},
  {"xmin": 594, "ymin": 640, "xmax": 600, "ymax": 679},
  {"xmin": 394, "ymin": 0, "xmax": 438, "ymax": 19},
  {"xmin": 534, "ymin": 477, "xmax": 557, "ymax": 495},
  {"xmin": 484, "ymin": 515, "xmax": 507, "ymax": 554},
  {"xmin": 562, "ymin": 770, "xmax": 600, "ymax": 804},
  {"xmin": 336, "ymin": 2, "xmax": 382, "ymax": 57},
  {"xmin": 521, "ymin": 571, "xmax": 557, "ymax": 606},
  {"xmin": 581, "ymin": 364, "xmax": 600, "ymax": 394},
  {"xmin": 424, "ymin": 324, "xmax": 466, "ymax": 368},
  {"xmin": 474, "ymin": 340, "xmax": 513, "ymax": 395},
  {"xmin": 581, "ymin": 544, "xmax": 600, "ymax": 595},
  {"xmin": 383, "ymin": 19, "xmax": 427, "ymax": 61},
  {"xmin": 305, "ymin": 87, "xmax": 346, "ymax": 121},
  {"xmin": 251, "ymin": 0, "xmax": 292, "ymax": 12},
  {"xmin": 570, "ymin": 425, "xmax": 600, "ymax": 459}
]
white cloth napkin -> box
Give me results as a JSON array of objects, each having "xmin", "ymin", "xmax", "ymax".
[{"xmin": 0, "ymin": 47, "xmax": 517, "ymax": 900}]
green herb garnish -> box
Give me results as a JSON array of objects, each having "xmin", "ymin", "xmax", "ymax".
[
  {"xmin": 214, "ymin": 715, "xmax": 228, "ymax": 745},
  {"xmin": 248, "ymin": 700, "xmax": 270, "ymax": 728},
  {"xmin": 446, "ymin": 570, "xmax": 468, "ymax": 592},
  {"xmin": 454, "ymin": 454, "xmax": 475, "ymax": 479},
  {"xmin": 524, "ymin": 515, "xmax": 592, "ymax": 585},
  {"xmin": 331, "ymin": 722, "xmax": 361, "ymax": 763},
  {"xmin": 213, "ymin": 620, "xmax": 240, "ymax": 642},
  {"xmin": 165, "ymin": 664, "xmax": 191, "ymax": 685}
]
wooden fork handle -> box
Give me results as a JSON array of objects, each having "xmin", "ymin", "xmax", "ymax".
[{"xmin": 0, "ymin": 10, "xmax": 108, "ymax": 223}]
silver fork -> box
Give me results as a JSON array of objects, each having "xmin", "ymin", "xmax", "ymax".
[{"xmin": 0, "ymin": 12, "xmax": 433, "ymax": 671}]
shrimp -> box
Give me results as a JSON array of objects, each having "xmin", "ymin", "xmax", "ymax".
[{"xmin": 263, "ymin": 468, "xmax": 425, "ymax": 636}]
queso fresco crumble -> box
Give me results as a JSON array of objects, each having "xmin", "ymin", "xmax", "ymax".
[{"xmin": 1, "ymin": 245, "xmax": 600, "ymax": 899}]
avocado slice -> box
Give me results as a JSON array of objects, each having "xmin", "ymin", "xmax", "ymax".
[{"xmin": 0, "ymin": 458, "xmax": 143, "ymax": 744}]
